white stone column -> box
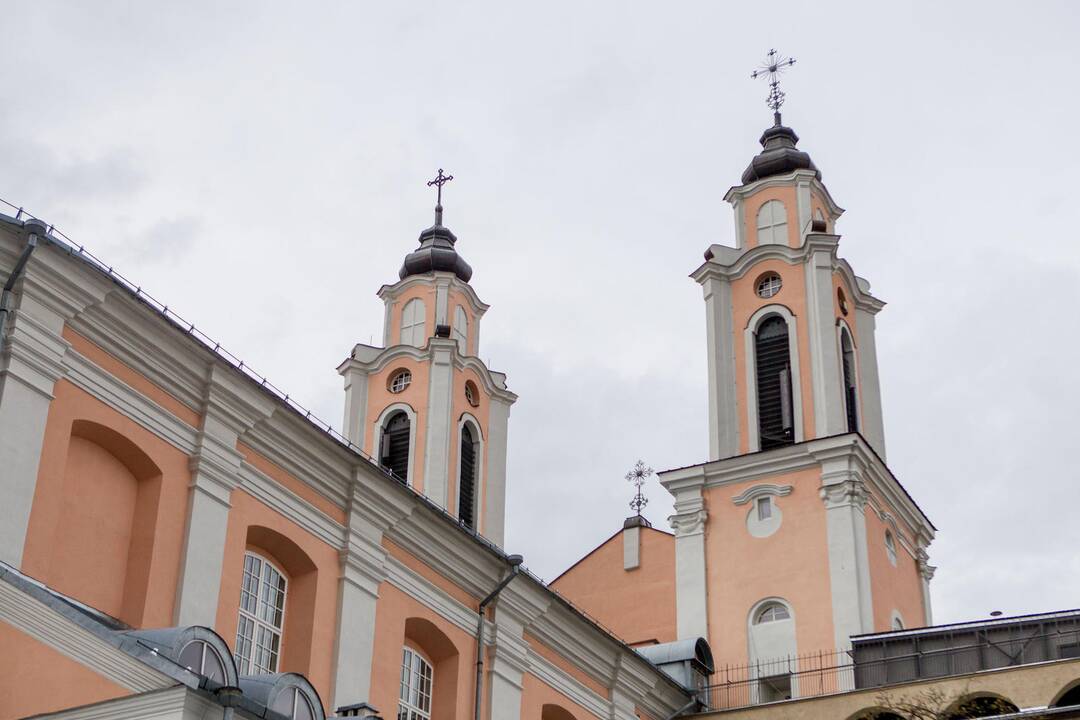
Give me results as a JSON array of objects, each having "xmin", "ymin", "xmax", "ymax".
[
  {"xmin": 819, "ymin": 463, "xmax": 874, "ymax": 651},
  {"xmin": 916, "ymin": 546, "xmax": 936, "ymax": 627},
  {"xmin": 805, "ymin": 241, "xmax": 846, "ymax": 439},
  {"xmin": 668, "ymin": 473, "xmax": 709, "ymax": 641},
  {"xmin": 422, "ymin": 339, "xmax": 455, "ymax": 509},
  {"xmin": 700, "ymin": 275, "xmax": 737, "ymax": 460},
  {"xmin": 174, "ymin": 367, "xmax": 274, "ymax": 627},
  {"xmin": 340, "ymin": 363, "xmax": 370, "ymax": 450},
  {"xmin": 482, "ymin": 396, "xmax": 511, "ymax": 547},
  {"xmin": 0, "ymin": 298, "xmax": 68, "ymax": 568}
]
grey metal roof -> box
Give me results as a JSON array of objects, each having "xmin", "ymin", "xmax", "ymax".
[
  {"xmin": 741, "ymin": 122, "xmax": 820, "ymax": 185},
  {"xmin": 398, "ymin": 222, "xmax": 473, "ymax": 282}
]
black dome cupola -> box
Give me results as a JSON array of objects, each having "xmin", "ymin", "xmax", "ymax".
[{"xmin": 399, "ymin": 168, "xmax": 473, "ymax": 283}]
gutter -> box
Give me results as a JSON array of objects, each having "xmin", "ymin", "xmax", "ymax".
[
  {"xmin": 0, "ymin": 218, "xmax": 44, "ymax": 352},
  {"xmin": 473, "ymin": 555, "xmax": 523, "ymax": 720}
]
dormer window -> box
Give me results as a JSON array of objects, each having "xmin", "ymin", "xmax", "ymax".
[{"xmin": 756, "ymin": 200, "xmax": 788, "ymax": 246}]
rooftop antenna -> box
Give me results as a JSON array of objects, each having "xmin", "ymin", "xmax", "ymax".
[
  {"xmin": 427, "ymin": 168, "xmax": 454, "ymax": 226},
  {"xmin": 751, "ymin": 48, "xmax": 797, "ymax": 127},
  {"xmin": 625, "ymin": 459, "xmax": 653, "ymax": 517}
]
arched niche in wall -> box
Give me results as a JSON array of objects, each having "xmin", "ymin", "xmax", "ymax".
[
  {"xmin": 243, "ymin": 526, "xmax": 318, "ymax": 676},
  {"xmin": 404, "ymin": 617, "xmax": 461, "ymax": 720},
  {"xmin": 944, "ymin": 693, "xmax": 1019, "ymax": 719},
  {"xmin": 48, "ymin": 419, "xmax": 163, "ymax": 625},
  {"xmin": 541, "ymin": 704, "xmax": 579, "ymax": 720}
]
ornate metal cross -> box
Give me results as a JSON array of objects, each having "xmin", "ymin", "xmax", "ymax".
[
  {"xmin": 427, "ymin": 168, "xmax": 454, "ymax": 207},
  {"xmin": 751, "ymin": 49, "xmax": 797, "ymax": 121},
  {"xmin": 625, "ymin": 460, "xmax": 654, "ymax": 516}
]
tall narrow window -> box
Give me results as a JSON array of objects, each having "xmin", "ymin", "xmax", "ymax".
[
  {"xmin": 400, "ymin": 298, "xmax": 426, "ymax": 347},
  {"xmin": 452, "ymin": 305, "xmax": 468, "ymax": 354},
  {"xmin": 458, "ymin": 424, "xmax": 478, "ymax": 530},
  {"xmin": 235, "ymin": 552, "xmax": 287, "ymax": 675},
  {"xmin": 380, "ymin": 411, "xmax": 411, "ymax": 483},
  {"xmin": 755, "ymin": 316, "xmax": 794, "ymax": 449},
  {"xmin": 399, "ymin": 647, "xmax": 433, "ymax": 720},
  {"xmin": 756, "ymin": 200, "xmax": 788, "ymax": 246},
  {"xmin": 841, "ymin": 328, "xmax": 859, "ymax": 433}
]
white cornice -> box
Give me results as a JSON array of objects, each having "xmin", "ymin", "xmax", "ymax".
[
  {"xmin": 383, "ymin": 554, "xmax": 479, "ymax": 635},
  {"xmin": 723, "ymin": 169, "xmax": 845, "ymax": 217},
  {"xmin": 525, "ymin": 649, "xmax": 611, "ymax": 719},
  {"xmin": 377, "ymin": 272, "xmax": 490, "ymax": 317},
  {"xmin": 29, "ymin": 686, "xmax": 200, "ymax": 720},
  {"xmin": 0, "ymin": 580, "xmax": 172, "ymax": 693},
  {"xmin": 731, "ymin": 483, "xmax": 793, "ymax": 505},
  {"xmin": 691, "ymin": 235, "xmax": 885, "ymax": 313},
  {"xmin": 658, "ymin": 434, "xmax": 935, "ymax": 540},
  {"xmin": 237, "ymin": 461, "xmax": 347, "ymax": 550}
]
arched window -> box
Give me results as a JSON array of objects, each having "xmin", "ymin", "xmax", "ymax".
[
  {"xmin": 892, "ymin": 615, "xmax": 904, "ymax": 631},
  {"xmin": 179, "ymin": 640, "xmax": 228, "ymax": 683},
  {"xmin": 399, "ymin": 647, "xmax": 434, "ymax": 720},
  {"xmin": 452, "ymin": 305, "xmax": 468, "ymax": 354},
  {"xmin": 235, "ymin": 552, "xmax": 287, "ymax": 675},
  {"xmin": 841, "ymin": 328, "xmax": 859, "ymax": 432},
  {"xmin": 273, "ymin": 687, "xmax": 318, "ymax": 720},
  {"xmin": 755, "ymin": 602, "xmax": 791, "ymax": 624},
  {"xmin": 885, "ymin": 530, "xmax": 898, "ymax": 566},
  {"xmin": 458, "ymin": 423, "xmax": 479, "ymax": 530},
  {"xmin": 380, "ymin": 410, "xmax": 411, "ymax": 483},
  {"xmin": 400, "ymin": 298, "xmax": 427, "ymax": 347},
  {"xmin": 756, "ymin": 200, "xmax": 788, "ymax": 246},
  {"xmin": 755, "ymin": 316, "xmax": 794, "ymax": 449}
]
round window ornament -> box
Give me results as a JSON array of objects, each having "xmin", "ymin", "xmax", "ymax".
[
  {"xmin": 756, "ymin": 273, "xmax": 783, "ymax": 299},
  {"xmin": 464, "ymin": 380, "xmax": 479, "ymax": 407},
  {"xmin": 388, "ymin": 369, "xmax": 412, "ymax": 393},
  {"xmin": 838, "ymin": 287, "xmax": 849, "ymax": 316}
]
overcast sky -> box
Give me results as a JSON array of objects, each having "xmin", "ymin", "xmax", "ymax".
[{"xmin": 3, "ymin": 1, "xmax": 1078, "ymax": 626}]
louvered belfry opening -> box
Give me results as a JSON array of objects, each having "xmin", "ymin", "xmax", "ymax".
[
  {"xmin": 380, "ymin": 411, "xmax": 411, "ymax": 483},
  {"xmin": 755, "ymin": 316, "xmax": 795, "ymax": 450},
  {"xmin": 841, "ymin": 330, "xmax": 859, "ymax": 433},
  {"xmin": 458, "ymin": 424, "xmax": 477, "ymax": 529}
]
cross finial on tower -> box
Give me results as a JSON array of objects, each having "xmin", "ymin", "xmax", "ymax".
[
  {"xmin": 625, "ymin": 460, "xmax": 654, "ymax": 516},
  {"xmin": 427, "ymin": 168, "xmax": 454, "ymax": 226},
  {"xmin": 751, "ymin": 49, "xmax": 797, "ymax": 126}
]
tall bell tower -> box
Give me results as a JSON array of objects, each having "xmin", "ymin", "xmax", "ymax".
[
  {"xmin": 660, "ymin": 54, "xmax": 935, "ymax": 671},
  {"xmin": 338, "ymin": 171, "xmax": 517, "ymax": 546}
]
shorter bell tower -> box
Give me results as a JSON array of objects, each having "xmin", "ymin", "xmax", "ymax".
[{"xmin": 338, "ymin": 171, "xmax": 517, "ymax": 546}]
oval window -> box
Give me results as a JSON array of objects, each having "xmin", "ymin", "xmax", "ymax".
[
  {"xmin": 756, "ymin": 273, "xmax": 783, "ymax": 299},
  {"xmin": 388, "ymin": 369, "xmax": 412, "ymax": 393},
  {"xmin": 464, "ymin": 380, "xmax": 479, "ymax": 407}
]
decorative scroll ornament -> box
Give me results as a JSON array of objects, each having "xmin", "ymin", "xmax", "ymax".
[{"xmin": 625, "ymin": 460, "xmax": 653, "ymax": 516}]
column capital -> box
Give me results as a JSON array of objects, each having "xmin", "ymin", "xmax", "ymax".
[{"xmin": 819, "ymin": 479, "xmax": 868, "ymax": 511}]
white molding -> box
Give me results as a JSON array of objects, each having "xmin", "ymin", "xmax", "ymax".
[
  {"xmin": 378, "ymin": 272, "xmax": 490, "ymax": 318},
  {"xmin": 725, "ymin": 170, "xmax": 844, "ymax": 218},
  {"xmin": 372, "ymin": 402, "xmax": 418, "ymax": 489},
  {"xmin": 744, "ymin": 303, "xmax": 805, "ymax": 450},
  {"xmin": 0, "ymin": 580, "xmax": 172, "ymax": 693},
  {"xmin": 731, "ymin": 483, "xmax": 794, "ymax": 505},
  {"xmin": 524, "ymin": 648, "xmax": 611, "ymax": 719},
  {"xmin": 237, "ymin": 462, "xmax": 347, "ymax": 550},
  {"xmin": 383, "ymin": 554, "xmax": 478, "ymax": 635},
  {"xmin": 63, "ymin": 348, "xmax": 199, "ymax": 454},
  {"xmin": 30, "ymin": 686, "xmax": 201, "ymax": 720}
]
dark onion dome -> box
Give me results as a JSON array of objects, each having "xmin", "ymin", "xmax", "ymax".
[
  {"xmin": 741, "ymin": 118, "xmax": 820, "ymax": 185},
  {"xmin": 398, "ymin": 216, "xmax": 473, "ymax": 283}
]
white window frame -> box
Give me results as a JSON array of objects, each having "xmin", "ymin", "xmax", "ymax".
[
  {"xmin": 389, "ymin": 369, "xmax": 412, "ymax": 393},
  {"xmin": 837, "ymin": 321, "xmax": 861, "ymax": 433},
  {"xmin": 755, "ymin": 200, "xmax": 789, "ymax": 246},
  {"xmin": 235, "ymin": 551, "xmax": 287, "ymax": 675},
  {"xmin": 456, "ymin": 414, "xmax": 485, "ymax": 532},
  {"xmin": 756, "ymin": 496, "xmax": 772, "ymax": 521},
  {"xmin": 885, "ymin": 530, "xmax": 898, "ymax": 566},
  {"xmin": 400, "ymin": 298, "xmax": 427, "ymax": 347},
  {"xmin": 754, "ymin": 602, "xmax": 791, "ymax": 624},
  {"xmin": 374, "ymin": 403, "xmax": 418, "ymax": 487},
  {"xmin": 452, "ymin": 305, "xmax": 468, "ymax": 355},
  {"xmin": 398, "ymin": 646, "xmax": 434, "ymax": 720}
]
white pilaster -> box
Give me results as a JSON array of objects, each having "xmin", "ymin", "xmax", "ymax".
[
  {"xmin": 622, "ymin": 523, "xmax": 641, "ymax": 571},
  {"xmin": 483, "ymin": 397, "xmax": 511, "ymax": 547},
  {"xmin": 174, "ymin": 366, "xmax": 274, "ymax": 627},
  {"xmin": 422, "ymin": 340, "xmax": 454, "ymax": 509},
  {"xmin": 331, "ymin": 478, "xmax": 391, "ymax": 710},
  {"xmin": 819, "ymin": 464, "xmax": 874, "ymax": 650},
  {"xmin": 795, "ymin": 177, "xmax": 812, "ymax": 242},
  {"xmin": 916, "ymin": 545, "xmax": 936, "ymax": 627},
  {"xmin": 804, "ymin": 243, "xmax": 846, "ymax": 438},
  {"xmin": 485, "ymin": 607, "xmax": 528, "ymax": 720},
  {"xmin": 341, "ymin": 364, "xmax": 370, "ymax": 450},
  {"xmin": 853, "ymin": 306, "xmax": 886, "ymax": 459},
  {"xmin": 668, "ymin": 473, "xmax": 709, "ymax": 640},
  {"xmin": 701, "ymin": 275, "xmax": 737, "ymax": 460},
  {"xmin": 0, "ymin": 301, "xmax": 68, "ymax": 567},
  {"xmin": 434, "ymin": 278, "xmax": 450, "ymax": 327}
]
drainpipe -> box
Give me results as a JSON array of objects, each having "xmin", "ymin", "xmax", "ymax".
[
  {"xmin": 0, "ymin": 219, "xmax": 44, "ymax": 353},
  {"xmin": 473, "ymin": 554, "xmax": 523, "ymax": 720}
]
